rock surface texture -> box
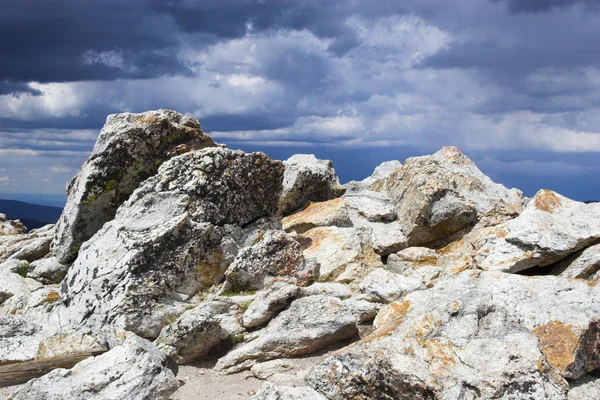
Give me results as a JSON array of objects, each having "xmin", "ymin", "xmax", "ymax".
[
  {"xmin": 3, "ymin": 109, "xmax": 600, "ymax": 400},
  {"xmin": 278, "ymin": 154, "xmax": 345, "ymax": 216},
  {"xmin": 61, "ymin": 147, "xmax": 284, "ymax": 339},
  {"xmin": 9, "ymin": 335, "xmax": 179, "ymax": 400},
  {"xmin": 51, "ymin": 109, "xmax": 217, "ymax": 263},
  {"xmin": 380, "ymin": 146, "xmax": 523, "ymax": 247}
]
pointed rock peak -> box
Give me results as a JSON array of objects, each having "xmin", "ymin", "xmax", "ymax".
[{"xmin": 52, "ymin": 109, "xmax": 218, "ymax": 264}]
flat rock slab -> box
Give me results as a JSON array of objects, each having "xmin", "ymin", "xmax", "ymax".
[{"xmin": 215, "ymin": 295, "xmax": 357, "ymax": 373}]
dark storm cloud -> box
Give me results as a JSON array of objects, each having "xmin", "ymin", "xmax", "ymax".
[
  {"xmin": 497, "ymin": 0, "xmax": 599, "ymax": 14},
  {"xmin": 0, "ymin": 81, "xmax": 42, "ymax": 96}
]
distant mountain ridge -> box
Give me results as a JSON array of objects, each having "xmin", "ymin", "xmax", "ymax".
[{"xmin": 0, "ymin": 199, "xmax": 63, "ymax": 231}]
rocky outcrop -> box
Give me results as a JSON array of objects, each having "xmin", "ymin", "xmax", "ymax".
[
  {"xmin": 222, "ymin": 230, "xmax": 317, "ymax": 293},
  {"xmin": 307, "ymin": 271, "xmax": 600, "ymax": 399},
  {"xmin": 0, "ymin": 213, "xmax": 26, "ymax": 235},
  {"xmin": 473, "ymin": 190, "xmax": 600, "ymax": 273},
  {"xmin": 283, "ymin": 198, "xmax": 352, "ymax": 234},
  {"xmin": 51, "ymin": 109, "xmax": 217, "ymax": 264},
  {"xmin": 216, "ymin": 295, "xmax": 357, "ymax": 373},
  {"xmin": 278, "ymin": 155, "xmax": 345, "ymax": 216},
  {"xmin": 379, "ymin": 146, "xmax": 523, "ymax": 247},
  {"xmin": 61, "ymin": 148, "xmax": 284, "ymax": 339},
  {"xmin": 9, "ymin": 335, "xmax": 179, "ymax": 400}
]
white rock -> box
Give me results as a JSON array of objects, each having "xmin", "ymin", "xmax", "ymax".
[
  {"xmin": 242, "ymin": 283, "xmax": 301, "ymax": 328},
  {"xmin": 222, "ymin": 230, "xmax": 316, "ymax": 293},
  {"xmin": 568, "ymin": 375, "xmax": 600, "ymax": 400},
  {"xmin": 300, "ymin": 227, "xmax": 382, "ymax": 283},
  {"xmin": 154, "ymin": 301, "xmax": 228, "ymax": 364},
  {"xmin": 475, "ymin": 190, "xmax": 600, "ymax": 273},
  {"xmin": 359, "ymin": 268, "xmax": 424, "ymax": 303},
  {"xmin": 0, "ymin": 213, "xmax": 27, "ymax": 235},
  {"xmin": 282, "ymin": 198, "xmax": 352, "ymax": 234},
  {"xmin": 307, "ymin": 271, "xmax": 590, "ymax": 399},
  {"xmin": 551, "ymin": 243, "xmax": 600, "ymax": 281},
  {"xmin": 9, "ymin": 335, "xmax": 179, "ymax": 400},
  {"xmin": 215, "ymin": 295, "xmax": 357, "ymax": 373},
  {"xmin": 278, "ymin": 154, "xmax": 344, "ymax": 216},
  {"xmin": 299, "ymin": 282, "xmax": 353, "ymax": 299},
  {"xmin": 0, "ymin": 226, "xmax": 54, "ymax": 263},
  {"xmin": 28, "ymin": 257, "xmax": 68, "ymax": 284},
  {"xmin": 250, "ymin": 382, "xmax": 327, "ymax": 400},
  {"xmin": 380, "ymin": 146, "xmax": 523, "ymax": 247},
  {"xmin": 52, "ymin": 109, "xmax": 217, "ymax": 263},
  {"xmin": 61, "ymin": 148, "xmax": 284, "ymax": 339}
]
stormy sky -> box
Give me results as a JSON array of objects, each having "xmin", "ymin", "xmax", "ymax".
[{"xmin": 1, "ymin": 0, "xmax": 600, "ymax": 206}]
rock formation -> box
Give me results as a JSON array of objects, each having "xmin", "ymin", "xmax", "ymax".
[{"xmin": 1, "ymin": 109, "xmax": 600, "ymax": 400}]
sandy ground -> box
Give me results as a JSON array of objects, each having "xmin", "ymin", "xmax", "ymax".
[{"xmin": 0, "ymin": 341, "xmax": 353, "ymax": 400}]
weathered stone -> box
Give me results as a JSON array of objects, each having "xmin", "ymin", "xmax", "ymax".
[
  {"xmin": 251, "ymin": 382, "xmax": 327, "ymax": 400},
  {"xmin": 52, "ymin": 109, "xmax": 217, "ymax": 264},
  {"xmin": 0, "ymin": 315, "xmax": 103, "ymax": 367},
  {"xmin": 359, "ymin": 268, "xmax": 424, "ymax": 303},
  {"xmin": 9, "ymin": 335, "xmax": 179, "ymax": 400},
  {"xmin": 474, "ymin": 190, "xmax": 600, "ymax": 273},
  {"xmin": 343, "ymin": 297, "xmax": 382, "ymax": 324},
  {"xmin": 283, "ymin": 198, "xmax": 352, "ymax": 234},
  {"xmin": 299, "ymin": 282, "xmax": 353, "ymax": 299},
  {"xmin": 0, "ymin": 213, "xmax": 26, "ymax": 235},
  {"xmin": 215, "ymin": 295, "xmax": 357, "ymax": 373},
  {"xmin": 0, "ymin": 225, "xmax": 54, "ymax": 263},
  {"xmin": 343, "ymin": 190, "xmax": 397, "ymax": 223},
  {"xmin": 362, "ymin": 160, "xmax": 403, "ymax": 190},
  {"xmin": 61, "ymin": 148, "xmax": 284, "ymax": 339},
  {"xmin": 568, "ymin": 375, "xmax": 600, "ymax": 400},
  {"xmin": 278, "ymin": 154, "xmax": 345, "ymax": 216},
  {"xmin": 242, "ymin": 283, "xmax": 301, "ymax": 328},
  {"xmin": 551, "ymin": 243, "xmax": 600, "ymax": 281},
  {"xmin": 307, "ymin": 272, "xmax": 583, "ymax": 399},
  {"xmin": 299, "ymin": 227, "xmax": 382, "ymax": 283},
  {"xmin": 154, "ymin": 301, "xmax": 228, "ymax": 364},
  {"xmin": 380, "ymin": 146, "xmax": 523, "ymax": 247},
  {"xmin": 28, "ymin": 257, "xmax": 68, "ymax": 284},
  {"xmin": 222, "ymin": 230, "xmax": 316, "ymax": 293},
  {"xmin": 307, "ymin": 271, "xmax": 600, "ymax": 400}
]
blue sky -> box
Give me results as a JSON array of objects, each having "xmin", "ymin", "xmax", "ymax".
[{"xmin": 1, "ymin": 0, "xmax": 600, "ymax": 207}]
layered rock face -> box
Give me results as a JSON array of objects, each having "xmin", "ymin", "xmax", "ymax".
[
  {"xmin": 3, "ymin": 109, "xmax": 600, "ymax": 400},
  {"xmin": 61, "ymin": 147, "xmax": 284, "ymax": 339},
  {"xmin": 52, "ymin": 109, "xmax": 217, "ymax": 264}
]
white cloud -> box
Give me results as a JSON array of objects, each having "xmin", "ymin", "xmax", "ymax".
[{"xmin": 50, "ymin": 166, "xmax": 72, "ymax": 174}]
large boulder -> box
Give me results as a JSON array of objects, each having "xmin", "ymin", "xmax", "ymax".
[
  {"xmin": 242, "ymin": 282, "xmax": 301, "ymax": 328},
  {"xmin": 473, "ymin": 190, "xmax": 600, "ymax": 273},
  {"xmin": 9, "ymin": 335, "xmax": 179, "ymax": 400},
  {"xmin": 283, "ymin": 198, "xmax": 352, "ymax": 234},
  {"xmin": 0, "ymin": 213, "xmax": 27, "ymax": 235},
  {"xmin": 61, "ymin": 148, "xmax": 284, "ymax": 339},
  {"xmin": 307, "ymin": 271, "xmax": 600, "ymax": 399},
  {"xmin": 154, "ymin": 301, "xmax": 229, "ymax": 364},
  {"xmin": 379, "ymin": 146, "xmax": 523, "ymax": 247},
  {"xmin": 278, "ymin": 154, "xmax": 345, "ymax": 216},
  {"xmin": 568, "ymin": 375, "xmax": 600, "ymax": 400},
  {"xmin": 215, "ymin": 295, "xmax": 357, "ymax": 373},
  {"xmin": 28, "ymin": 257, "xmax": 68, "ymax": 284},
  {"xmin": 52, "ymin": 109, "xmax": 217, "ymax": 264}
]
